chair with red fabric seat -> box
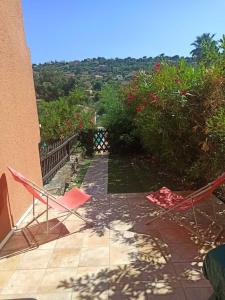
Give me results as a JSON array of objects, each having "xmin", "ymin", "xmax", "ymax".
[
  {"xmin": 8, "ymin": 166, "xmax": 93, "ymax": 246},
  {"xmin": 146, "ymin": 173, "xmax": 225, "ymax": 241}
]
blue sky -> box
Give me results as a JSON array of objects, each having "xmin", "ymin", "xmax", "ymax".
[{"xmin": 22, "ymin": 0, "xmax": 225, "ymax": 64}]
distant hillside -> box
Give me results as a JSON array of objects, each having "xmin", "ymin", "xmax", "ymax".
[{"xmin": 33, "ymin": 55, "xmax": 195, "ymax": 101}]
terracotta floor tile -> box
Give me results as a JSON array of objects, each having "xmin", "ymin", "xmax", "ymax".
[
  {"xmin": 184, "ymin": 287, "xmax": 214, "ymax": 300},
  {"xmin": 71, "ymin": 266, "xmax": 109, "ymax": 299},
  {"xmin": 0, "ymin": 292, "xmax": 72, "ymax": 300},
  {"xmin": 168, "ymin": 243, "xmax": 201, "ymax": 263},
  {"xmin": 62, "ymin": 219, "xmax": 88, "ymax": 233},
  {"xmin": 109, "ymin": 280, "xmax": 162, "ymax": 300},
  {"xmin": 83, "ymin": 230, "xmax": 110, "ymax": 248},
  {"xmin": 79, "ymin": 247, "xmax": 110, "ymax": 267},
  {"xmin": 18, "ymin": 249, "xmax": 53, "ymax": 269},
  {"xmin": 147, "ymin": 287, "xmax": 187, "ymax": 300},
  {"xmin": 137, "ymin": 263, "xmax": 178, "ymax": 283},
  {"xmin": 76, "ymin": 266, "xmax": 109, "ymax": 279},
  {"xmin": 158, "ymin": 226, "xmax": 193, "ymax": 244},
  {"xmin": 2, "ymin": 157, "xmax": 223, "ymax": 298},
  {"xmin": 72, "ymin": 288, "xmax": 109, "ymax": 300},
  {"xmin": 109, "ymin": 220, "xmax": 133, "ymax": 231},
  {"xmin": 110, "ymin": 230, "xmax": 136, "ymax": 247},
  {"xmin": 109, "ymin": 264, "xmax": 141, "ymax": 283},
  {"xmin": 0, "ymin": 253, "xmax": 24, "ymax": 270},
  {"xmin": 34, "ymin": 218, "xmax": 69, "ymax": 235},
  {"xmin": 2, "ymin": 269, "xmax": 45, "ymax": 294},
  {"xmin": 2, "ymin": 234, "xmax": 29, "ymax": 252},
  {"xmin": 38, "ymin": 268, "xmax": 77, "ymax": 293},
  {"xmin": 173, "ymin": 261, "xmax": 211, "ymax": 288},
  {"xmin": 0, "ymin": 271, "xmax": 14, "ymax": 289},
  {"xmin": 0, "ymin": 294, "xmax": 34, "ymax": 299},
  {"xmin": 135, "ymin": 235, "xmax": 171, "ymax": 267},
  {"xmin": 110, "ymin": 245, "xmax": 137, "ymax": 265},
  {"xmin": 36, "ymin": 233, "xmax": 58, "ymax": 249},
  {"xmin": 54, "ymin": 233, "xmax": 84, "ymax": 249},
  {"xmin": 48, "ymin": 248, "xmax": 81, "ymax": 268},
  {"xmin": 36, "ymin": 292, "xmax": 72, "ymax": 300}
]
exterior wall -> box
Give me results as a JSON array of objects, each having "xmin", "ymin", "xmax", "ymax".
[{"xmin": 0, "ymin": 0, "xmax": 42, "ymax": 241}]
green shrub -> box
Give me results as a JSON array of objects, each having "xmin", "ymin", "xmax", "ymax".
[
  {"xmin": 98, "ymin": 85, "xmax": 142, "ymax": 154},
  {"xmin": 38, "ymin": 99, "xmax": 95, "ymax": 142},
  {"xmin": 121, "ymin": 60, "xmax": 225, "ymax": 185}
]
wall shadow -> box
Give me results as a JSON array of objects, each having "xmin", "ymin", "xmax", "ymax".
[{"xmin": 0, "ymin": 174, "xmax": 13, "ymax": 242}]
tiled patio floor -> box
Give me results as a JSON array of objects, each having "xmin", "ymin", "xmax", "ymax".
[{"xmin": 0, "ymin": 156, "xmax": 225, "ymax": 299}]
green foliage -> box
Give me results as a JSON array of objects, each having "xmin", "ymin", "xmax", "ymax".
[
  {"xmin": 34, "ymin": 67, "xmax": 76, "ymax": 101},
  {"xmin": 97, "ymin": 84, "xmax": 142, "ymax": 154},
  {"xmin": 120, "ymin": 59, "xmax": 225, "ymax": 185},
  {"xmin": 73, "ymin": 159, "xmax": 92, "ymax": 187},
  {"xmin": 33, "ymin": 56, "xmax": 193, "ymax": 103},
  {"xmin": 66, "ymin": 89, "xmax": 88, "ymax": 105},
  {"xmin": 38, "ymin": 99, "xmax": 95, "ymax": 142},
  {"xmin": 190, "ymin": 33, "xmax": 220, "ymax": 67}
]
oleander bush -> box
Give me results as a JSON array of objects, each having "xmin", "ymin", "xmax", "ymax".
[
  {"xmin": 99, "ymin": 58, "xmax": 225, "ymax": 186},
  {"xmin": 99, "ymin": 84, "xmax": 142, "ymax": 154},
  {"xmin": 121, "ymin": 60, "xmax": 225, "ymax": 185},
  {"xmin": 38, "ymin": 98, "xmax": 95, "ymax": 142}
]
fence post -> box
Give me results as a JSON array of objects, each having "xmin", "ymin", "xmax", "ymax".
[
  {"xmin": 66, "ymin": 141, "xmax": 70, "ymax": 159},
  {"xmin": 39, "ymin": 132, "xmax": 78, "ymax": 184}
]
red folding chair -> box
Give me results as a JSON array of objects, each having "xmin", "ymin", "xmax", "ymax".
[
  {"xmin": 146, "ymin": 173, "xmax": 225, "ymax": 241},
  {"xmin": 8, "ymin": 166, "xmax": 93, "ymax": 246}
]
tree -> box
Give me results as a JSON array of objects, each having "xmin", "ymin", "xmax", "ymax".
[
  {"xmin": 190, "ymin": 33, "xmax": 219, "ymax": 65},
  {"xmin": 219, "ymin": 34, "xmax": 225, "ymax": 53}
]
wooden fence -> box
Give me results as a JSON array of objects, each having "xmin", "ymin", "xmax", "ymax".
[{"xmin": 39, "ymin": 133, "xmax": 78, "ymax": 184}]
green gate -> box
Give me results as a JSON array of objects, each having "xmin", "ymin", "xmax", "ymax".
[{"xmin": 94, "ymin": 128, "xmax": 110, "ymax": 153}]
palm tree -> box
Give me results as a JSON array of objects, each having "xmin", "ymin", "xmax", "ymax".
[
  {"xmin": 219, "ymin": 34, "xmax": 225, "ymax": 53},
  {"xmin": 190, "ymin": 33, "xmax": 219, "ymax": 64}
]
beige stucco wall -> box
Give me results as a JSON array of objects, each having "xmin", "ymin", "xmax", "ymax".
[{"xmin": 0, "ymin": 0, "xmax": 42, "ymax": 241}]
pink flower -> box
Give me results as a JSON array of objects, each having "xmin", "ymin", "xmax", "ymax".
[
  {"xmin": 175, "ymin": 79, "xmax": 181, "ymax": 84},
  {"xmin": 148, "ymin": 92, "xmax": 158, "ymax": 102},
  {"xmin": 127, "ymin": 93, "xmax": 136, "ymax": 101},
  {"xmin": 78, "ymin": 120, "xmax": 83, "ymax": 129},
  {"xmin": 65, "ymin": 120, "xmax": 72, "ymax": 129},
  {"xmin": 154, "ymin": 62, "xmax": 161, "ymax": 72},
  {"xmin": 135, "ymin": 105, "xmax": 144, "ymax": 113}
]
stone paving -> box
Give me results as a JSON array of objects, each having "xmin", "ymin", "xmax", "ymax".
[{"xmin": 1, "ymin": 155, "xmax": 225, "ymax": 299}]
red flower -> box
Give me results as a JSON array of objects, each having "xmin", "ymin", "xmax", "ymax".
[
  {"xmin": 127, "ymin": 93, "xmax": 136, "ymax": 102},
  {"xmin": 78, "ymin": 120, "xmax": 83, "ymax": 129},
  {"xmin": 148, "ymin": 92, "xmax": 158, "ymax": 102},
  {"xmin": 75, "ymin": 113, "xmax": 81, "ymax": 120},
  {"xmin": 135, "ymin": 105, "xmax": 144, "ymax": 113},
  {"xmin": 180, "ymin": 89, "xmax": 188, "ymax": 96},
  {"xmin": 127, "ymin": 93, "xmax": 136, "ymax": 106},
  {"xmin": 154, "ymin": 62, "xmax": 161, "ymax": 72},
  {"xmin": 65, "ymin": 120, "xmax": 72, "ymax": 129},
  {"xmin": 175, "ymin": 79, "xmax": 181, "ymax": 84},
  {"xmin": 143, "ymin": 100, "xmax": 148, "ymax": 107}
]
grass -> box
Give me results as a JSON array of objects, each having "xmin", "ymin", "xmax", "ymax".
[
  {"xmin": 73, "ymin": 158, "xmax": 91, "ymax": 187},
  {"xmin": 108, "ymin": 155, "xmax": 184, "ymax": 193}
]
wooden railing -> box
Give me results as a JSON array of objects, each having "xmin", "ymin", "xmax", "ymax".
[{"xmin": 39, "ymin": 133, "xmax": 78, "ymax": 184}]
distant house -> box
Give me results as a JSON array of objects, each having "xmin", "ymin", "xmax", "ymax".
[
  {"xmin": 95, "ymin": 75, "xmax": 103, "ymax": 79},
  {"xmin": 64, "ymin": 72, "xmax": 76, "ymax": 78},
  {"xmin": 116, "ymin": 75, "xmax": 123, "ymax": 81},
  {"xmin": 0, "ymin": 0, "xmax": 42, "ymax": 246},
  {"xmin": 85, "ymin": 89, "xmax": 93, "ymax": 96}
]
